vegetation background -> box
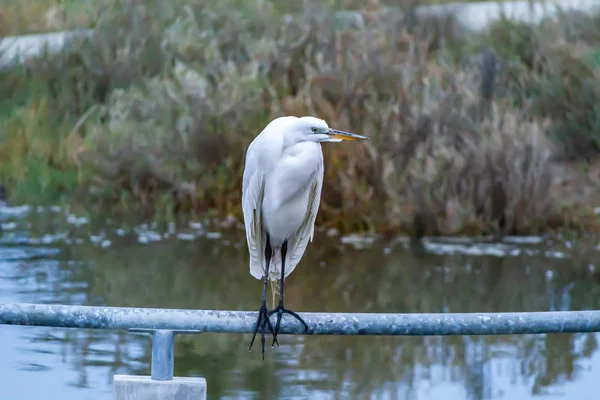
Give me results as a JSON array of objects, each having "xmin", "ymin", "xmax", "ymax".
[{"xmin": 2, "ymin": 0, "xmax": 600, "ymax": 236}]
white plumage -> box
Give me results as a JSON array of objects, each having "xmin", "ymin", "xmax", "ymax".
[
  {"xmin": 242, "ymin": 116, "xmax": 324, "ymax": 282},
  {"xmin": 242, "ymin": 116, "xmax": 368, "ymax": 285},
  {"xmin": 242, "ymin": 115, "xmax": 368, "ymax": 358}
]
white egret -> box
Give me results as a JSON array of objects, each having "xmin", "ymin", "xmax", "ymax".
[{"xmin": 241, "ymin": 115, "xmax": 369, "ymax": 358}]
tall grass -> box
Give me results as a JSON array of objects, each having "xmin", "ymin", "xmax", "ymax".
[{"xmin": 1, "ymin": 0, "xmax": 599, "ymax": 235}]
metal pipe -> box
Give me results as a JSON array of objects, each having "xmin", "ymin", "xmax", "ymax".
[
  {"xmin": 130, "ymin": 328, "xmax": 202, "ymax": 381},
  {"xmin": 1, "ymin": 302, "xmax": 600, "ymax": 336},
  {"xmin": 151, "ymin": 330, "xmax": 174, "ymax": 381}
]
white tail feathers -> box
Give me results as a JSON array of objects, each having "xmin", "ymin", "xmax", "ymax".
[
  {"xmin": 250, "ymin": 245, "xmax": 302, "ymax": 280},
  {"xmin": 267, "ymin": 249, "xmax": 282, "ymax": 280},
  {"xmin": 267, "ymin": 251, "xmax": 283, "ymax": 309},
  {"xmin": 250, "ymin": 245, "xmax": 305, "ymax": 308},
  {"xmin": 269, "ymin": 279, "xmax": 280, "ymax": 309}
]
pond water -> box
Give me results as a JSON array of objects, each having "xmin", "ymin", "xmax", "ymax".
[{"xmin": 1, "ymin": 205, "xmax": 600, "ymax": 399}]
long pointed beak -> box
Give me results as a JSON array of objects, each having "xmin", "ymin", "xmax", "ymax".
[{"xmin": 327, "ymin": 128, "xmax": 370, "ymax": 141}]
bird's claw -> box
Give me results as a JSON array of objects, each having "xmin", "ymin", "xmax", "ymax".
[
  {"xmin": 269, "ymin": 304, "xmax": 308, "ymax": 347},
  {"xmin": 249, "ymin": 304, "xmax": 276, "ymax": 360}
]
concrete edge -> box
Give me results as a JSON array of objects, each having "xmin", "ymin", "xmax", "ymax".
[{"xmin": 112, "ymin": 375, "xmax": 207, "ymax": 400}]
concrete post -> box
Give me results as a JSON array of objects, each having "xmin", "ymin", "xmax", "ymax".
[
  {"xmin": 113, "ymin": 375, "xmax": 207, "ymax": 400},
  {"xmin": 112, "ymin": 329, "xmax": 207, "ymax": 399}
]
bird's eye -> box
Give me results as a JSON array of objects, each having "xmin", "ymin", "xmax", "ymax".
[{"xmin": 311, "ymin": 128, "xmax": 317, "ymax": 133}]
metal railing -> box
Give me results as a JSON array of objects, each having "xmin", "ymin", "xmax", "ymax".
[{"xmin": 2, "ymin": 303, "xmax": 600, "ymax": 382}]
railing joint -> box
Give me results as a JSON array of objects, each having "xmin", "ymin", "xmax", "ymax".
[{"xmin": 129, "ymin": 328, "xmax": 202, "ymax": 381}]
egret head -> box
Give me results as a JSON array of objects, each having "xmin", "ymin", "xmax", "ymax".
[{"xmin": 291, "ymin": 116, "xmax": 369, "ymax": 143}]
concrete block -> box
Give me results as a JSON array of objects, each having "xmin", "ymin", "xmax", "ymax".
[{"xmin": 113, "ymin": 375, "xmax": 207, "ymax": 400}]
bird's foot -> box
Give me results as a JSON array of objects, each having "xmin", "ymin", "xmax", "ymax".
[
  {"xmin": 248, "ymin": 303, "xmax": 277, "ymax": 360},
  {"xmin": 269, "ymin": 303, "xmax": 308, "ymax": 347}
]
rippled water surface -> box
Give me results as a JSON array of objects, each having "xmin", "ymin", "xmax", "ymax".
[{"xmin": 1, "ymin": 205, "xmax": 600, "ymax": 399}]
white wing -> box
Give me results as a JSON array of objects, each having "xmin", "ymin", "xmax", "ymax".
[
  {"xmin": 241, "ymin": 139, "xmax": 268, "ymax": 279},
  {"xmin": 282, "ymin": 149, "xmax": 324, "ymax": 279}
]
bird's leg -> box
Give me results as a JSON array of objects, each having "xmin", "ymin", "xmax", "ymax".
[
  {"xmin": 270, "ymin": 240, "xmax": 308, "ymax": 347},
  {"xmin": 248, "ymin": 236, "xmax": 277, "ymax": 359}
]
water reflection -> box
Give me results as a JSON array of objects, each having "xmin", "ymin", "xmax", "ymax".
[{"xmin": 1, "ymin": 208, "xmax": 600, "ymax": 399}]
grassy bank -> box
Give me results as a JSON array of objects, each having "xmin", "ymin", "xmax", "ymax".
[{"xmin": 1, "ymin": 0, "xmax": 600, "ymax": 236}]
